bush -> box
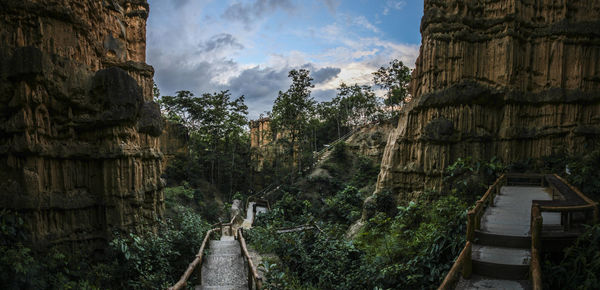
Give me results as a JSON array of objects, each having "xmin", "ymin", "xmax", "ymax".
[
  {"xmin": 322, "ymin": 185, "xmax": 363, "ymax": 225},
  {"xmin": 543, "ymin": 224, "xmax": 600, "ymax": 289},
  {"xmin": 356, "ymin": 192, "xmax": 468, "ymax": 289},
  {"xmin": 0, "ymin": 206, "xmax": 210, "ymax": 290}
]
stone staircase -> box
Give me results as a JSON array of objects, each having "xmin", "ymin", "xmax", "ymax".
[
  {"xmin": 455, "ymin": 186, "xmax": 560, "ymax": 290},
  {"xmin": 198, "ymin": 235, "xmax": 248, "ymax": 290}
]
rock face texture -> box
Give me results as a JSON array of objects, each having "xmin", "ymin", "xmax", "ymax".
[
  {"xmin": 159, "ymin": 120, "xmax": 189, "ymax": 171},
  {"xmin": 0, "ymin": 0, "xmax": 164, "ymax": 248},
  {"xmin": 376, "ymin": 0, "xmax": 600, "ymax": 199},
  {"xmin": 346, "ymin": 121, "xmax": 396, "ymax": 163}
]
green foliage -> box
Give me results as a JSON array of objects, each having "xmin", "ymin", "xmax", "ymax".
[
  {"xmin": 270, "ymin": 69, "xmax": 317, "ymax": 174},
  {"xmin": 350, "ymin": 156, "xmax": 380, "ymax": 187},
  {"xmin": 247, "ymin": 225, "xmax": 373, "ymax": 290},
  {"xmin": 444, "ymin": 156, "xmax": 505, "ymax": 201},
  {"xmin": 323, "ymin": 185, "xmax": 364, "ymax": 225},
  {"xmin": 332, "ymin": 141, "xmax": 348, "ymax": 161},
  {"xmin": 0, "ymin": 206, "xmax": 210, "ymax": 290},
  {"xmin": 564, "ymin": 150, "xmax": 600, "ymax": 200},
  {"xmin": 542, "ymin": 149, "xmax": 600, "ymax": 200},
  {"xmin": 543, "ymin": 224, "xmax": 600, "ymax": 289},
  {"xmin": 105, "ymin": 206, "xmax": 210, "ymax": 289},
  {"xmin": 372, "ymin": 59, "xmax": 412, "ymax": 110},
  {"xmin": 356, "ymin": 192, "xmax": 468, "ymax": 289},
  {"xmin": 160, "ymin": 89, "xmax": 251, "ymax": 197}
]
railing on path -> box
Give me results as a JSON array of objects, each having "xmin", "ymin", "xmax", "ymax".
[
  {"xmin": 438, "ymin": 174, "xmax": 506, "ymax": 290},
  {"xmin": 170, "ymin": 200, "xmax": 268, "ymax": 289},
  {"xmin": 238, "ymin": 228, "xmax": 263, "ymax": 290},
  {"xmin": 530, "ymin": 174, "xmax": 598, "ymax": 290},
  {"xmin": 439, "ymin": 173, "xmax": 598, "ymax": 290},
  {"xmin": 168, "ymin": 227, "xmax": 220, "ymax": 290},
  {"xmin": 253, "ymin": 126, "xmax": 361, "ymax": 198}
]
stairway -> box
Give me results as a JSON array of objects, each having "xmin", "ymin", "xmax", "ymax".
[
  {"xmin": 197, "ymin": 235, "xmax": 248, "ymax": 290},
  {"xmin": 456, "ymin": 186, "xmax": 561, "ymax": 290}
]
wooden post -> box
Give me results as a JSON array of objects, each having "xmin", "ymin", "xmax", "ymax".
[
  {"xmin": 475, "ymin": 201, "xmax": 483, "ymax": 230},
  {"xmin": 466, "ymin": 212, "xmax": 474, "ymax": 241},
  {"xmin": 531, "ymin": 204, "xmax": 543, "ymax": 290},
  {"xmin": 462, "ymin": 242, "xmax": 472, "ymax": 279}
]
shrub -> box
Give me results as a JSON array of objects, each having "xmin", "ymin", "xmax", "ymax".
[{"xmin": 543, "ymin": 224, "xmax": 600, "ymax": 289}]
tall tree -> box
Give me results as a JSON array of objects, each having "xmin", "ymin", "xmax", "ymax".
[
  {"xmin": 271, "ymin": 69, "xmax": 316, "ymax": 173},
  {"xmin": 337, "ymin": 83, "xmax": 381, "ymax": 127},
  {"xmin": 372, "ymin": 59, "xmax": 412, "ymax": 110},
  {"xmin": 159, "ymin": 90, "xmax": 250, "ymax": 195}
]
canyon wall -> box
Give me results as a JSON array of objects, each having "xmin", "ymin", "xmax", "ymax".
[
  {"xmin": 346, "ymin": 120, "xmax": 396, "ymax": 163},
  {"xmin": 0, "ymin": 0, "xmax": 164, "ymax": 248},
  {"xmin": 376, "ymin": 0, "xmax": 600, "ymax": 199},
  {"xmin": 159, "ymin": 120, "xmax": 189, "ymax": 171}
]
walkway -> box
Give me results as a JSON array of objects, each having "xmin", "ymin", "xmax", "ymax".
[
  {"xmin": 456, "ymin": 185, "xmax": 560, "ymax": 289},
  {"xmin": 199, "ymin": 234, "xmax": 248, "ymax": 290},
  {"xmin": 241, "ymin": 201, "xmax": 268, "ymax": 229},
  {"xmin": 192, "ymin": 199, "xmax": 269, "ymax": 290}
]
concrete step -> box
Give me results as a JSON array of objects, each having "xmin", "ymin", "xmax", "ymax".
[
  {"xmin": 471, "ymin": 244, "xmax": 530, "ymax": 280},
  {"xmin": 195, "ymin": 285, "xmax": 248, "ymax": 290},
  {"xmin": 474, "ymin": 230, "xmax": 530, "ymax": 249},
  {"xmin": 480, "ymin": 222, "xmax": 531, "ymax": 236},
  {"xmin": 209, "ymin": 241, "xmax": 241, "ymax": 254},
  {"xmin": 201, "ymin": 253, "xmax": 247, "ymax": 286},
  {"xmin": 221, "ymin": 235, "xmax": 235, "ymax": 241},
  {"xmin": 455, "ymin": 274, "xmax": 531, "ymax": 290}
]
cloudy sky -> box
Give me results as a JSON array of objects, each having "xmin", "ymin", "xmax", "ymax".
[{"xmin": 147, "ymin": 0, "xmax": 424, "ymax": 119}]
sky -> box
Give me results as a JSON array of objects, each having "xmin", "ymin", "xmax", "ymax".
[{"xmin": 147, "ymin": 0, "xmax": 424, "ymax": 119}]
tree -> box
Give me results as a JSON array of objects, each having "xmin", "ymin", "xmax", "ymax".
[
  {"xmin": 337, "ymin": 83, "xmax": 381, "ymax": 127},
  {"xmin": 372, "ymin": 59, "xmax": 412, "ymax": 110},
  {"xmin": 271, "ymin": 69, "xmax": 316, "ymax": 174},
  {"xmin": 158, "ymin": 89, "xmax": 250, "ymax": 196}
]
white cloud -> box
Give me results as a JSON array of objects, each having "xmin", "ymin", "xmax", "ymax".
[
  {"xmin": 353, "ymin": 15, "xmax": 380, "ymax": 33},
  {"xmin": 147, "ymin": 0, "xmax": 421, "ymax": 119},
  {"xmin": 383, "ymin": 0, "xmax": 407, "ymax": 15}
]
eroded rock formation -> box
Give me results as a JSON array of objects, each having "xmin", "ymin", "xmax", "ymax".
[
  {"xmin": 159, "ymin": 120, "xmax": 189, "ymax": 171},
  {"xmin": 376, "ymin": 0, "xmax": 600, "ymax": 199},
  {"xmin": 0, "ymin": 0, "xmax": 164, "ymax": 248},
  {"xmin": 346, "ymin": 121, "xmax": 396, "ymax": 163}
]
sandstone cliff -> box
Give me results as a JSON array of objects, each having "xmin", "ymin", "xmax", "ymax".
[
  {"xmin": 159, "ymin": 120, "xmax": 189, "ymax": 171},
  {"xmin": 376, "ymin": 0, "xmax": 600, "ymax": 200},
  {"xmin": 346, "ymin": 121, "xmax": 396, "ymax": 163},
  {"xmin": 0, "ymin": 0, "xmax": 164, "ymax": 248}
]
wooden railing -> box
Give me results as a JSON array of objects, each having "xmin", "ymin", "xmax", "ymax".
[
  {"xmin": 465, "ymin": 174, "xmax": 507, "ymax": 242},
  {"xmin": 438, "ymin": 242, "xmax": 472, "ymax": 290},
  {"xmin": 529, "ymin": 174, "xmax": 599, "ymax": 290},
  {"xmin": 169, "ymin": 227, "xmax": 220, "ymax": 290},
  {"xmin": 440, "ymin": 172, "xmax": 598, "ymax": 289},
  {"xmin": 238, "ymin": 228, "xmax": 263, "ymax": 290},
  {"xmin": 170, "ymin": 200, "xmax": 268, "ymax": 290},
  {"xmin": 438, "ymin": 174, "xmax": 506, "ymax": 289}
]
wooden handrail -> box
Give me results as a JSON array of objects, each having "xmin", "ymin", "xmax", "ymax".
[
  {"xmin": 552, "ymin": 174, "xmax": 597, "ymax": 206},
  {"xmin": 537, "ymin": 204, "xmax": 596, "ymax": 212},
  {"xmin": 442, "ymin": 172, "xmax": 597, "ymax": 289},
  {"xmin": 237, "ymin": 228, "xmax": 263, "ymax": 289},
  {"xmin": 530, "ymin": 204, "xmax": 543, "ymax": 290},
  {"xmin": 466, "ymin": 174, "xmax": 506, "ymax": 240},
  {"xmin": 528, "ymin": 174, "xmax": 598, "ymax": 290},
  {"xmin": 438, "ymin": 241, "xmax": 472, "ymax": 290},
  {"xmin": 169, "ymin": 227, "xmax": 220, "ymax": 290}
]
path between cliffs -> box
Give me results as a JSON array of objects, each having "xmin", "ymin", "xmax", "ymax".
[{"xmin": 198, "ymin": 200, "xmax": 268, "ymax": 289}]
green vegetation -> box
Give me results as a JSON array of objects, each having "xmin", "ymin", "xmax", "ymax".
[
  {"xmin": 159, "ymin": 89, "xmax": 251, "ymax": 199},
  {"xmin": 0, "ymin": 205, "xmax": 210, "ymax": 289},
  {"xmin": 543, "ymin": 224, "xmax": 600, "ymax": 289},
  {"xmin": 245, "ymin": 153, "xmax": 503, "ymax": 289},
  {"xmin": 372, "ymin": 59, "xmax": 412, "ymax": 110}
]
